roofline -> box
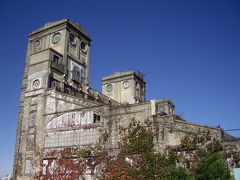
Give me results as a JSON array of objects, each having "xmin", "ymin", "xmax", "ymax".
[
  {"xmin": 102, "ymin": 71, "xmax": 145, "ymax": 81},
  {"xmin": 28, "ymin": 19, "xmax": 92, "ymax": 42}
]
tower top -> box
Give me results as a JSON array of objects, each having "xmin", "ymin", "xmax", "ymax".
[
  {"xmin": 25, "ymin": 19, "xmax": 92, "ymax": 94},
  {"xmin": 29, "ymin": 19, "xmax": 91, "ymax": 41},
  {"xmin": 102, "ymin": 71, "xmax": 146, "ymax": 104},
  {"xmin": 102, "ymin": 71, "xmax": 145, "ymax": 81}
]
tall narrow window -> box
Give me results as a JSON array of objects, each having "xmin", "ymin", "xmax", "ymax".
[
  {"xmin": 72, "ymin": 66, "xmax": 81, "ymax": 82},
  {"xmin": 93, "ymin": 114, "xmax": 100, "ymax": 123},
  {"xmin": 51, "ymin": 53, "xmax": 65, "ymax": 73},
  {"xmin": 29, "ymin": 111, "xmax": 36, "ymax": 127},
  {"xmin": 25, "ymin": 159, "xmax": 32, "ymax": 174},
  {"xmin": 53, "ymin": 55, "xmax": 60, "ymax": 64},
  {"xmin": 81, "ymin": 68, "xmax": 86, "ymax": 84},
  {"xmin": 27, "ymin": 134, "xmax": 35, "ymax": 150}
]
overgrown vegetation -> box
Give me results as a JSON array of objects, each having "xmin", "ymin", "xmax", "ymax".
[{"xmin": 30, "ymin": 121, "xmax": 238, "ymax": 179}]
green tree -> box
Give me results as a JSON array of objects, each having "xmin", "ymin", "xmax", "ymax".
[
  {"xmin": 163, "ymin": 166, "xmax": 192, "ymax": 180},
  {"xmin": 193, "ymin": 154, "xmax": 229, "ymax": 180}
]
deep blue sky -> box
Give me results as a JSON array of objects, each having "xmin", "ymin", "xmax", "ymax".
[{"xmin": 1, "ymin": 0, "xmax": 240, "ymax": 176}]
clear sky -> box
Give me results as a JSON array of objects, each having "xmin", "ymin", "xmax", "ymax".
[{"xmin": 0, "ymin": 0, "xmax": 240, "ymax": 176}]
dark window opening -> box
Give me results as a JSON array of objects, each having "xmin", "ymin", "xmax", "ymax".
[
  {"xmin": 81, "ymin": 41, "xmax": 87, "ymax": 52},
  {"xmin": 93, "ymin": 114, "xmax": 100, "ymax": 123},
  {"xmin": 159, "ymin": 112, "xmax": 167, "ymax": 116},
  {"xmin": 53, "ymin": 55, "xmax": 60, "ymax": 64},
  {"xmin": 69, "ymin": 33, "xmax": 76, "ymax": 46},
  {"xmin": 51, "ymin": 53, "xmax": 65, "ymax": 73},
  {"xmin": 64, "ymin": 84, "xmax": 72, "ymax": 94}
]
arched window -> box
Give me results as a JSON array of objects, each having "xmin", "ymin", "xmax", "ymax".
[{"xmin": 46, "ymin": 111, "xmax": 96, "ymax": 129}]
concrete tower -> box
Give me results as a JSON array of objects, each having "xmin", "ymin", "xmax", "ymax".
[
  {"xmin": 13, "ymin": 19, "xmax": 93, "ymax": 179},
  {"xmin": 102, "ymin": 71, "xmax": 146, "ymax": 104}
]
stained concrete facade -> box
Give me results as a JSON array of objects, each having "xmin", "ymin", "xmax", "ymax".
[{"xmin": 13, "ymin": 19, "xmax": 239, "ymax": 180}]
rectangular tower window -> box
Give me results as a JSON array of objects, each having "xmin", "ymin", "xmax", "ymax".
[
  {"xmin": 29, "ymin": 111, "xmax": 36, "ymax": 127},
  {"xmin": 27, "ymin": 134, "xmax": 35, "ymax": 150},
  {"xmin": 25, "ymin": 159, "xmax": 32, "ymax": 174},
  {"xmin": 93, "ymin": 114, "xmax": 100, "ymax": 123},
  {"xmin": 72, "ymin": 66, "xmax": 81, "ymax": 83},
  {"xmin": 71, "ymin": 60, "xmax": 85, "ymax": 84},
  {"xmin": 50, "ymin": 52, "xmax": 65, "ymax": 73},
  {"xmin": 53, "ymin": 55, "xmax": 60, "ymax": 64},
  {"xmin": 81, "ymin": 68, "xmax": 86, "ymax": 84}
]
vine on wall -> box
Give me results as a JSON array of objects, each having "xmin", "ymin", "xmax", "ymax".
[{"xmin": 15, "ymin": 119, "xmax": 239, "ymax": 179}]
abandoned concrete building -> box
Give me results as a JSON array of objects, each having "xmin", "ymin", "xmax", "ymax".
[{"xmin": 13, "ymin": 19, "xmax": 240, "ymax": 179}]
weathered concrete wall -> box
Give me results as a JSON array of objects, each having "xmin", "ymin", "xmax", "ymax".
[{"xmin": 222, "ymin": 140, "xmax": 240, "ymax": 153}]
